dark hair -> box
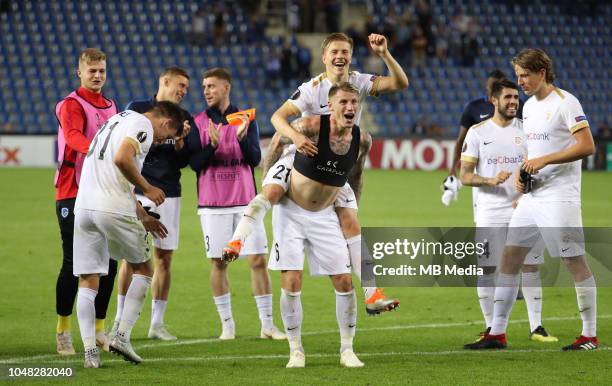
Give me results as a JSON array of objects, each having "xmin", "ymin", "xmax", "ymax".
[
  {"xmin": 328, "ymin": 82, "xmax": 360, "ymax": 99},
  {"xmin": 490, "ymin": 78, "xmax": 519, "ymax": 98},
  {"xmin": 160, "ymin": 66, "xmax": 190, "ymax": 80},
  {"xmin": 487, "ymin": 69, "xmax": 506, "ymax": 81},
  {"xmin": 202, "ymin": 67, "xmax": 232, "ymax": 84},
  {"xmin": 511, "ymin": 48, "xmax": 555, "ymax": 83},
  {"xmin": 147, "ymin": 101, "xmax": 185, "ymax": 135}
]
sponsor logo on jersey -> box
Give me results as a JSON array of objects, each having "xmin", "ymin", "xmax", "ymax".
[
  {"xmin": 479, "ymin": 114, "xmax": 489, "ymax": 119},
  {"xmin": 316, "ymin": 160, "xmax": 345, "ymax": 176},
  {"xmin": 526, "ymin": 132, "xmax": 550, "ymax": 141},
  {"xmin": 136, "ymin": 131, "xmax": 148, "ymax": 143},
  {"xmin": 486, "ymin": 155, "xmax": 524, "ymax": 165}
]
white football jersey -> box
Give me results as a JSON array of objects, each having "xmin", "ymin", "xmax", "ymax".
[
  {"xmin": 75, "ymin": 110, "xmax": 154, "ymax": 216},
  {"xmin": 461, "ymin": 118, "xmax": 527, "ymax": 223},
  {"xmin": 287, "ymin": 71, "xmax": 378, "ymax": 125},
  {"xmin": 522, "ymin": 88, "xmax": 588, "ymax": 202}
]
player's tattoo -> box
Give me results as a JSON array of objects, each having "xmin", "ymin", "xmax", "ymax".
[
  {"xmin": 329, "ymin": 135, "xmax": 351, "ymax": 155},
  {"xmin": 264, "ymin": 117, "xmax": 320, "ymax": 175},
  {"xmin": 263, "ymin": 133, "xmax": 286, "ymax": 176},
  {"xmin": 347, "ymin": 130, "xmax": 372, "ymax": 202}
]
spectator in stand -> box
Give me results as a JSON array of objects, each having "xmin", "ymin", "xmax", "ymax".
[
  {"xmin": 190, "ymin": 7, "xmax": 207, "ymax": 46},
  {"xmin": 415, "ymin": 0, "xmax": 435, "ymax": 56},
  {"xmin": 410, "ymin": 25, "xmax": 428, "ymax": 68},
  {"xmin": 322, "ymin": 0, "xmax": 341, "ymax": 33},
  {"xmin": 213, "ymin": 4, "xmax": 227, "ymax": 45},
  {"xmin": 434, "ymin": 21, "xmax": 449, "ymax": 59}
]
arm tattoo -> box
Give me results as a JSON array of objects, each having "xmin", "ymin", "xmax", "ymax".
[
  {"xmin": 263, "ymin": 133, "xmax": 286, "ymax": 176},
  {"xmin": 347, "ymin": 131, "xmax": 372, "ymax": 202}
]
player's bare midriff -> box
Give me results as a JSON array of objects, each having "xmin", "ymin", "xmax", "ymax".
[{"xmin": 287, "ymin": 169, "xmax": 340, "ymax": 211}]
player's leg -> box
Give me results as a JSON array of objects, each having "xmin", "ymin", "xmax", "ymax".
[
  {"xmin": 146, "ymin": 196, "xmax": 181, "ymax": 340},
  {"xmin": 109, "ymin": 260, "xmax": 131, "ymax": 340},
  {"xmin": 202, "ymin": 212, "xmax": 236, "ymax": 339},
  {"xmin": 330, "ymin": 273, "xmax": 363, "ymax": 368},
  {"xmin": 334, "ymin": 184, "xmax": 399, "ymax": 315},
  {"xmin": 92, "ymin": 258, "xmax": 116, "ymax": 352},
  {"xmin": 280, "ymin": 270, "xmax": 305, "ymax": 367},
  {"xmin": 55, "ymin": 199, "xmax": 78, "ymax": 355},
  {"xmin": 223, "ymin": 148, "xmax": 295, "ymax": 260}
]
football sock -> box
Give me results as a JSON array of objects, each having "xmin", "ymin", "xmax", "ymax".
[
  {"xmin": 490, "ymin": 273, "xmax": 520, "ymax": 335},
  {"xmin": 335, "ymin": 289, "xmax": 357, "ymax": 353},
  {"xmin": 521, "ymin": 271, "xmax": 542, "ymax": 332},
  {"xmin": 231, "ymin": 194, "xmax": 271, "ymax": 243},
  {"xmin": 118, "ymin": 274, "xmax": 151, "ymax": 340},
  {"xmin": 575, "ymin": 276, "xmax": 597, "ymax": 337},
  {"xmin": 95, "ymin": 318, "xmax": 105, "ymax": 334},
  {"xmin": 76, "ymin": 287, "xmax": 97, "ymax": 350},
  {"xmin": 476, "ymin": 272, "xmax": 496, "ymax": 328},
  {"xmin": 213, "ymin": 293, "xmax": 235, "ymax": 332},
  {"xmin": 56, "ymin": 315, "xmax": 71, "ymax": 334},
  {"xmin": 114, "ymin": 295, "xmax": 125, "ymax": 323},
  {"xmin": 346, "ymin": 235, "xmax": 362, "ymax": 281},
  {"xmin": 254, "ymin": 294, "xmax": 274, "ymax": 331},
  {"xmin": 280, "ymin": 289, "xmax": 303, "ymax": 353},
  {"xmin": 151, "ymin": 299, "xmax": 168, "ymax": 326}
]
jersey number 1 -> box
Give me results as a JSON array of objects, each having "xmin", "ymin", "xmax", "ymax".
[{"xmin": 86, "ymin": 121, "xmax": 119, "ymax": 160}]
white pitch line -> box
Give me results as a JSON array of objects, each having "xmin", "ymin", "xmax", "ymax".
[
  {"xmin": 2, "ymin": 347, "xmax": 611, "ymax": 366},
  {"xmin": 1, "ymin": 314, "xmax": 610, "ymax": 364}
]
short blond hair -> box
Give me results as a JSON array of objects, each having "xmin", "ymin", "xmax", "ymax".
[
  {"xmin": 328, "ymin": 82, "xmax": 360, "ymax": 99},
  {"xmin": 321, "ymin": 33, "xmax": 353, "ymax": 54},
  {"xmin": 511, "ymin": 48, "xmax": 555, "ymax": 83},
  {"xmin": 78, "ymin": 48, "xmax": 106, "ymax": 65}
]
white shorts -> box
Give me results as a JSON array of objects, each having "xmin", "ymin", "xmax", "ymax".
[
  {"xmin": 475, "ymin": 222, "xmax": 544, "ymax": 267},
  {"xmin": 268, "ymin": 197, "xmax": 351, "ymax": 276},
  {"xmin": 136, "ymin": 195, "xmax": 180, "ymax": 250},
  {"xmin": 73, "ymin": 209, "xmax": 150, "ymax": 276},
  {"xmin": 199, "ymin": 212, "xmax": 268, "ymax": 258},
  {"xmin": 506, "ymin": 194, "xmax": 585, "ymax": 258},
  {"xmin": 262, "ymin": 145, "xmax": 358, "ymax": 209}
]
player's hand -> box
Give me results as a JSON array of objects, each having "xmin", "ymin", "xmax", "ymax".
[
  {"xmin": 235, "ymin": 113, "xmax": 250, "ymax": 141},
  {"xmin": 141, "ymin": 215, "xmax": 168, "ymax": 239},
  {"xmin": 294, "ymin": 133, "xmax": 318, "ymax": 156},
  {"xmin": 174, "ymin": 120, "xmax": 191, "ymax": 150},
  {"xmin": 208, "ymin": 119, "xmax": 221, "ymax": 148},
  {"xmin": 511, "ymin": 199, "xmax": 519, "ymax": 209},
  {"xmin": 144, "ymin": 185, "xmax": 166, "ymax": 206},
  {"xmin": 488, "ymin": 171, "xmax": 512, "ymax": 186},
  {"xmin": 368, "ymin": 33, "xmax": 388, "ymax": 57},
  {"xmin": 514, "ymin": 168, "xmax": 526, "ymax": 193},
  {"xmin": 521, "ymin": 156, "xmax": 547, "ymax": 174}
]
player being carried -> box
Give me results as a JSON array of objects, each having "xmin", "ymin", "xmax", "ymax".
[{"xmin": 223, "ymin": 32, "xmax": 409, "ymax": 315}]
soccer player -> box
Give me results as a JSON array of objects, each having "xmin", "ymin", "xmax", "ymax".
[
  {"xmin": 54, "ymin": 48, "xmax": 118, "ymax": 355},
  {"xmin": 111, "ymin": 66, "xmax": 195, "ymax": 341},
  {"xmin": 467, "ymin": 48, "xmax": 598, "ymax": 351},
  {"xmin": 74, "ymin": 102, "xmax": 185, "ymax": 367},
  {"xmin": 225, "ymin": 32, "xmax": 408, "ymax": 314},
  {"xmin": 189, "ymin": 68, "xmax": 285, "ymax": 340},
  {"xmin": 459, "ymin": 79, "xmax": 557, "ymax": 345},
  {"xmin": 267, "ymin": 83, "xmax": 369, "ymax": 368}
]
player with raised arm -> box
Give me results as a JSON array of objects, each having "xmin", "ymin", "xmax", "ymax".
[
  {"xmin": 73, "ymin": 102, "xmax": 184, "ymax": 367},
  {"xmin": 267, "ymin": 83, "xmax": 368, "ymax": 368},
  {"xmin": 466, "ymin": 49, "xmax": 597, "ymax": 351},
  {"xmin": 459, "ymin": 79, "xmax": 557, "ymax": 346},
  {"xmin": 224, "ymin": 32, "xmax": 408, "ymax": 315}
]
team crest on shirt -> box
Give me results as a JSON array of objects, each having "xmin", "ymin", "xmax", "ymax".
[
  {"xmin": 61, "ymin": 207, "xmax": 69, "ymax": 218},
  {"xmin": 136, "ymin": 131, "xmax": 148, "ymax": 143},
  {"xmin": 546, "ymin": 112, "xmax": 552, "ymax": 121},
  {"xmin": 290, "ymin": 90, "xmax": 301, "ymax": 100},
  {"xmin": 514, "ymin": 136, "xmax": 523, "ymax": 145}
]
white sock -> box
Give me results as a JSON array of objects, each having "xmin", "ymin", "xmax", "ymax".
[
  {"xmin": 76, "ymin": 287, "xmax": 98, "ymax": 350},
  {"xmin": 575, "ymin": 276, "xmax": 597, "ymax": 337},
  {"xmin": 521, "ymin": 271, "xmax": 543, "ymax": 332},
  {"xmin": 280, "ymin": 289, "xmax": 303, "ymax": 352},
  {"xmin": 118, "ymin": 274, "xmax": 151, "ymax": 341},
  {"xmin": 254, "ymin": 294, "xmax": 274, "ymax": 331},
  {"xmin": 476, "ymin": 272, "xmax": 496, "ymax": 328},
  {"xmin": 151, "ymin": 299, "xmax": 168, "ymax": 327},
  {"xmin": 490, "ymin": 273, "xmax": 520, "ymax": 335},
  {"xmin": 231, "ymin": 194, "xmax": 271, "ymax": 243},
  {"xmin": 213, "ymin": 293, "xmax": 235, "ymax": 331},
  {"xmin": 335, "ymin": 289, "xmax": 357, "ymax": 353},
  {"xmin": 346, "ymin": 235, "xmax": 362, "ymax": 281},
  {"xmin": 114, "ymin": 295, "xmax": 125, "ymax": 323}
]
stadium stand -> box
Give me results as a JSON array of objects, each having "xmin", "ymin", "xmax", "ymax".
[{"xmin": 0, "ymin": 0, "xmax": 609, "ymax": 136}]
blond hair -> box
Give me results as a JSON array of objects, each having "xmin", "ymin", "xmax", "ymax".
[
  {"xmin": 78, "ymin": 48, "xmax": 106, "ymax": 65},
  {"xmin": 321, "ymin": 33, "xmax": 353, "ymax": 54},
  {"xmin": 328, "ymin": 82, "xmax": 360, "ymax": 99},
  {"xmin": 511, "ymin": 48, "xmax": 555, "ymax": 83}
]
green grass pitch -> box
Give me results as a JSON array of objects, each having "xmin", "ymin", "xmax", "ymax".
[{"xmin": 0, "ymin": 168, "xmax": 610, "ymax": 384}]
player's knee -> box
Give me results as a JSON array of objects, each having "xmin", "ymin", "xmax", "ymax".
[
  {"xmin": 154, "ymin": 249, "xmax": 173, "ymax": 271},
  {"xmin": 281, "ymin": 271, "xmax": 302, "ymax": 292},
  {"xmin": 262, "ymin": 184, "xmax": 284, "ymax": 205},
  {"xmin": 211, "ymin": 258, "xmax": 227, "ymax": 271},
  {"xmin": 336, "ymin": 208, "xmax": 361, "ymax": 237},
  {"xmin": 249, "ymin": 254, "xmax": 267, "ymax": 271},
  {"xmin": 522, "ymin": 264, "xmax": 538, "ymax": 273},
  {"xmin": 332, "ymin": 274, "xmax": 353, "ymax": 292}
]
